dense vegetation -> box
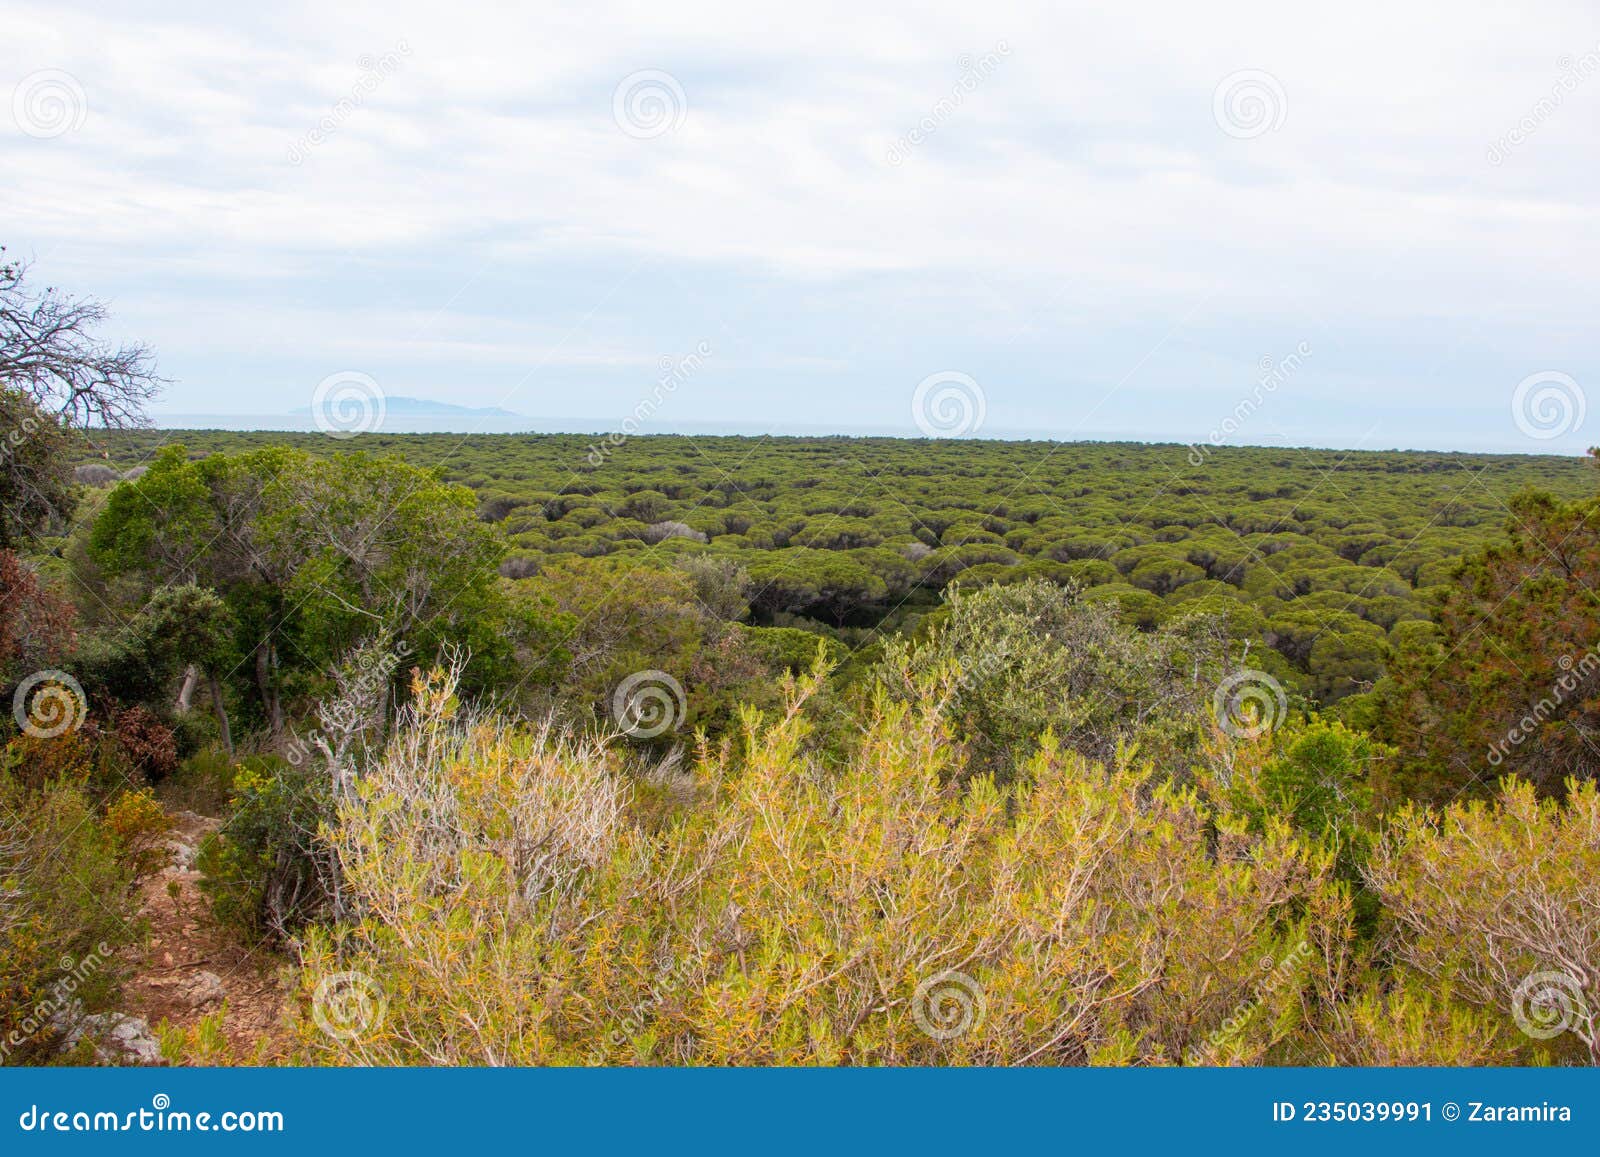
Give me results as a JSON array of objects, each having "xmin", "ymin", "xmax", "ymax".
[
  {"xmin": 84, "ymin": 428, "xmax": 1594, "ymax": 716},
  {"xmin": 5, "ymin": 253, "xmax": 1599, "ymax": 1067}
]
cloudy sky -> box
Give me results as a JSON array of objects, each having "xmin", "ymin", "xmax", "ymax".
[{"xmin": 3, "ymin": 1, "xmax": 1598, "ymax": 451}]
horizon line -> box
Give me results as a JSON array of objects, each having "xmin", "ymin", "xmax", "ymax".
[{"xmin": 125, "ymin": 416, "xmax": 1594, "ymax": 461}]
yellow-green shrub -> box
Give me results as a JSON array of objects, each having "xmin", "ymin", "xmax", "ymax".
[
  {"xmin": 294, "ymin": 666, "xmax": 1343, "ymax": 1065},
  {"xmin": 1363, "ymin": 779, "xmax": 1599, "ymax": 1065},
  {"xmin": 104, "ymin": 786, "xmax": 173, "ymax": 881},
  {"xmin": 290, "ymin": 664, "xmax": 1600, "ymax": 1068},
  {"xmin": 1, "ymin": 770, "xmax": 136, "ymax": 1065}
]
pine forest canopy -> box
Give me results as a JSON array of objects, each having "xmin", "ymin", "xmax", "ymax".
[{"xmin": 84, "ymin": 428, "xmax": 1593, "ymax": 712}]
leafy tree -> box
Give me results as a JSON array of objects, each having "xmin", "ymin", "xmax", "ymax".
[
  {"xmin": 91, "ymin": 445, "xmax": 536, "ymax": 733},
  {"xmin": 1376, "ymin": 488, "xmax": 1600, "ymax": 801},
  {"xmin": 0, "ymin": 388, "xmax": 75, "ymax": 550}
]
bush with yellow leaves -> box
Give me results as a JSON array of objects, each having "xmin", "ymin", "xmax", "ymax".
[
  {"xmin": 1, "ymin": 769, "xmax": 136, "ymax": 1065},
  {"xmin": 1361, "ymin": 779, "xmax": 1599, "ymax": 1065},
  {"xmin": 290, "ymin": 657, "xmax": 1600, "ymax": 1068},
  {"xmin": 294, "ymin": 661, "xmax": 1348, "ymax": 1065},
  {"xmin": 103, "ymin": 786, "xmax": 173, "ymax": 881}
]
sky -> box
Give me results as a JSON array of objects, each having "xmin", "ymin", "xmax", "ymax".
[{"xmin": 3, "ymin": 1, "xmax": 1598, "ymax": 453}]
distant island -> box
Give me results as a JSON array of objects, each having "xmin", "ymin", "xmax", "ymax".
[
  {"xmin": 151, "ymin": 395, "xmax": 532, "ymax": 433},
  {"xmin": 292, "ymin": 395, "xmax": 523, "ymax": 418}
]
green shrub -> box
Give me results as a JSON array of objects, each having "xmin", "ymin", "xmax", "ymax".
[
  {"xmin": 103, "ymin": 786, "xmax": 174, "ymax": 881},
  {"xmin": 198, "ymin": 756, "xmax": 333, "ymax": 940},
  {"xmin": 0, "ymin": 769, "xmax": 137, "ymax": 1065},
  {"xmin": 877, "ymin": 579, "xmax": 1239, "ymax": 781}
]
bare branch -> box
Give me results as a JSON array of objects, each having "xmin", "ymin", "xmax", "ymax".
[{"xmin": 0, "ymin": 249, "xmax": 166, "ymax": 431}]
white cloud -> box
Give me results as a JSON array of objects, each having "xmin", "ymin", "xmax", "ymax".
[{"xmin": 3, "ymin": 0, "xmax": 1598, "ymax": 447}]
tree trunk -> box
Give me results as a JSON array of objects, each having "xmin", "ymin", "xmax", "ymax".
[
  {"xmin": 176, "ymin": 664, "xmax": 198, "ymax": 713},
  {"xmin": 254, "ymin": 641, "xmax": 283, "ymax": 736},
  {"xmin": 207, "ymin": 670, "xmax": 234, "ymax": 758}
]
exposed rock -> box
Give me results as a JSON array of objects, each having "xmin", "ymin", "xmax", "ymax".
[
  {"xmin": 164, "ymin": 837, "xmax": 201, "ymax": 870},
  {"xmin": 103, "ymin": 1016, "xmax": 166, "ymax": 1064},
  {"xmin": 73, "ymin": 464, "xmax": 120, "ymax": 486},
  {"xmin": 55, "ymin": 1005, "xmax": 166, "ymax": 1066},
  {"xmin": 644, "ymin": 520, "xmax": 708, "ymax": 544},
  {"xmin": 143, "ymin": 966, "xmax": 225, "ymax": 1008},
  {"xmin": 185, "ymin": 971, "xmax": 227, "ymax": 1008},
  {"xmin": 161, "ymin": 812, "xmax": 217, "ymax": 871}
]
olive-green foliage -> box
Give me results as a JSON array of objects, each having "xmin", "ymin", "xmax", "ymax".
[
  {"xmin": 1197, "ymin": 717, "xmax": 1389, "ymax": 932},
  {"xmin": 197, "ymin": 756, "xmax": 332, "ymax": 940},
  {"xmin": 89, "ymin": 432, "xmax": 1592, "ymax": 717},
  {"xmin": 876, "ymin": 579, "xmax": 1241, "ymax": 779},
  {"xmin": 0, "ymin": 387, "xmax": 77, "ymax": 550},
  {"xmin": 295, "ymin": 664, "xmax": 1341, "ymax": 1066},
  {"xmin": 1363, "ymin": 779, "xmax": 1600, "ymax": 1065},
  {"xmin": 740, "ymin": 624, "xmax": 847, "ymax": 675},
  {"xmin": 1226, "ymin": 719, "xmax": 1384, "ymax": 844}
]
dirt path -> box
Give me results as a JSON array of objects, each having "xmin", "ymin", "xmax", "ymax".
[{"xmin": 116, "ymin": 809, "xmax": 293, "ymax": 1063}]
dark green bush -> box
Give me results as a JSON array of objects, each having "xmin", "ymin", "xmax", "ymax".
[{"xmin": 198, "ymin": 756, "xmax": 333, "ymax": 940}]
